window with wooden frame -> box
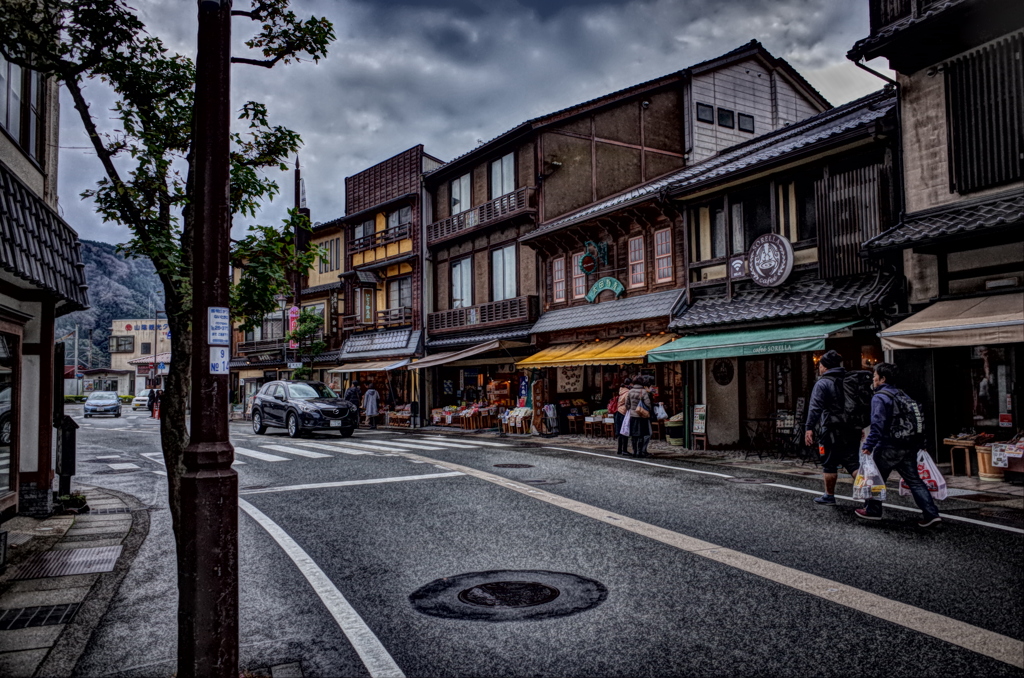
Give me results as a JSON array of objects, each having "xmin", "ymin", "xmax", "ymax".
[
  {"xmin": 386, "ymin": 205, "xmax": 412, "ymax": 229},
  {"xmin": 490, "ymin": 152, "xmax": 515, "ymax": 199},
  {"xmin": 0, "ymin": 55, "xmax": 44, "ymax": 161},
  {"xmin": 387, "ymin": 277, "xmax": 412, "ymax": 310},
  {"xmin": 689, "ymin": 198, "xmax": 726, "ymax": 262},
  {"xmin": 552, "ymin": 256, "xmax": 566, "ymax": 302},
  {"xmin": 450, "ymin": 173, "xmax": 472, "ymax": 214},
  {"xmin": 944, "ymin": 31, "xmax": 1023, "ymax": 194},
  {"xmin": 451, "ymin": 257, "xmax": 473, "ymax": 309},
  {"xmin": 776, "ymin": 173, "xmax": 818, "ymax": 243},
  {"xmin": 654, "ymin": 230, "xmax": 673, "ymax": 282},
  {"xmin": 571, "ymin": 253, "xmax": 587, "ymax": 298},
  {"xmin": 108, "ymin": 336, "xmax": 135, "ymax": 353},
  {"xmin": 628, "ymin": 236, "xmax": 645, "ymax": 287},
  {"xmin": 491, "ymin": 245, "xmax": 517, "ymax": 301}
]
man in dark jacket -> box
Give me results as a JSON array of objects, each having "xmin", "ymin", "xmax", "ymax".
[
  {"xmin": 805, "ymin": 350, "xmax": 860, "ymax": 505},
  {"xmin": 343, "ymin": 381, "xmax": 362, "ymax": 425},
  {"xmin": 856, "ymin": 363, "xmax": 941, "ymax": 526}
]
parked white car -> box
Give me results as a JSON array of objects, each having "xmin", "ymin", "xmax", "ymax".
[{"xmin": 132, "ymin": 389, "xmax": 152, "ymax": 411}]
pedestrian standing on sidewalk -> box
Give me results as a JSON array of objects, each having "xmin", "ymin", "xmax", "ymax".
[
  {"xmin": 362, "ymin": 382, "xmax": 380, "ymax": 429},
  {"xmin": 147, "ymin": 388, "xmax": 157, "ymax": 418},
  {"xmin": 614, "ymin": 377, "xmax": 632, "ymax": 456},
  {"xmin": 855, "ymin": 363, "xmax": 941, "ymax": 527},
  {"xmin": 627, "ymin": 375, "xmax": 654, "ymax": 458},
  {"xmin": 344, "ymin": 380, "xmax": 362, "ymax": 409},
  {"xmin": 805, "ymin": 350, "xmax": 860, "ymax": 505}
]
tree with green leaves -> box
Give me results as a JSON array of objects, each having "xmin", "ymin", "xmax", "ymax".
[
  {"xmin": 286, "ymin": 308, "xmax": 327, "ymax": 380},
  {"xmin": 1, "ymin": 0, "xmax": 333, "ymax": 647}
]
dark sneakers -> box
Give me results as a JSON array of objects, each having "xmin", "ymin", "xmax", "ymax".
[
  {"xmin": 855, "ymin": 508, "xmax": 882, "ymax": 521},
  {"xmin": 814, "ymin": 494, "xmax": 837, "ymax": 505},
  {"xmin": 917, "ymin": 516, "xmax": 942, "ymax": 528}
]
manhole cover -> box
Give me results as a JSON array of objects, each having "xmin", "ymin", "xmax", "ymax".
[
  {"xmin": 457, "ymin": 581, "xmax": 559, "ymax": 608},
  {"xmin": 494, "ymin": 464, "xmax": 534, "ymax": 468},
  {"xmin": 410, "ymin": 570, "xmax": 606, "ymax": 622},
  {"xmin": 521, "ymin": 479, "xmax": 566, "ymax": 486},
  {"xmin": 726, "ymin": 477, "xmax": 774, "ymax": 484}
]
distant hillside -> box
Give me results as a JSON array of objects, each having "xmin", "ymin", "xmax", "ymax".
[{"xmin": 55, "ymin": 240, "xmax": 163, "ymax": 368}]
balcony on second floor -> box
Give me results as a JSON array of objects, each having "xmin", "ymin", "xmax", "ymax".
[
  {"xmin": 237, "ymin": 331, "xmax": 325, "ymax": 354},
  {"xmin": 427, "ymin": 186, "xmax": 537, "ymax": 246},
  {"xmin": 342, "ymin": 307, "xmax": 415, "ymax": 332},
  {"xmin": 427, "ymin": 295, "xmax": 539, "ymax": 335},
  {"xmin": 350, "ymin": 223, "xmax": 411, "ymax": 255},
  {"xmin": 868, "ymin": 0, "xmax": 947, "ymax": 34}
]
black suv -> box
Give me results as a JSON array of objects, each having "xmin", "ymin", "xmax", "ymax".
[{"xmin": 251, "ymin": 380, "xmax": 358, "ymax": 438}]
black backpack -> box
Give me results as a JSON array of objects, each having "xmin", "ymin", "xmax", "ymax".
[
  {"xmin": 881, "ymin": 389, "xmax": 926, "ymax": 448},
  {"xmin": 823, "ymin": 370, "xmax": 874, "ymax": 431}
]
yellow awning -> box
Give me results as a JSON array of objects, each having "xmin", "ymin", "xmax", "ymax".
[
  {"xmin": 517, "ymin": 336, "xmax": 673, "ymax": 369},
  {"xmin": 879, "ymin": 293, "xmax": 1023, "ymax": 350}
]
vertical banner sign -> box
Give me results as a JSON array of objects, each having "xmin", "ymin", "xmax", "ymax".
[
  {"xmin": 518, "ymin": 375, "xmax": 529, "ymax": 407},
  {"xmin": 692, "ymin": 404, "xmax": 707, "ymax": 434},
  {"xmin": 288, "ymin": 306, "xmax": 300, "ymax": 350},
  {"xmin": 209, "ymin": 346, "xmax": 229, "ymax": 375},
  {"xmin": 207, "ymin": 306, "xmax": 231, "ymax": 346}
]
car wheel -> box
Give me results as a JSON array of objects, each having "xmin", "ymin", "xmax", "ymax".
[
  {"xmin": 252, "ymin": 410, "xmax": 267, "ymax": 435},
  {"xmin": 115, "ymin": 411, "xmax": 121, "ymax": 418},
  {"xmin": 286, "ymin": 413, "xmax": 302, "ymax": 438},
  {"xmin": 340, "ymin": 427, "xmax": 354, "ymax": 438},
  {"xmin": 84, "ymin": 414, "xmax": 90, "ymax": 418}
]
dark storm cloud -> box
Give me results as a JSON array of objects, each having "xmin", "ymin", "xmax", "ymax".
[{"xmin": 56, "ymin": 0, "xmax": 891, "ymax": 245}]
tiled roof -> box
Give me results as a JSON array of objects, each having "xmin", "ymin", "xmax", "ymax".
[
  {"xmin": 339, "ymin": 329, "xmax": 421, "ymax": 360},
  {"xmin": 531, "ymin": 289, "xmax": 684, "ymax": 334},
  {"xmin": 301, "ymin": 281, "xmax": 342, "ymax": 296},
  {"xmin": 128, "ymin": 352, "xmax": 173, "ymax": 364},
  {"xmin": 670, "ymin": 274, "xmax": 893, "ymax": 331},
  {"xmin": 0, "ymin": 160, "xmax": 89, "ymax": 314},
  {"xmin": 428, "ymin": 41, "xmax": 829, "ymax": 179},
  {"xmin": 425, "ymin": 328, "xmax": 532, "ymax": 348},
  {"xmin": 524, "ymin": 90, "xmax": 894, "ymax": 241},
  {"xmin": 865, "ymin": 191, "xmax": 1023, "ymax": 249},
  {"xmin": 848, "ymin": 0, "xmax": 967, "ymax": 61}
]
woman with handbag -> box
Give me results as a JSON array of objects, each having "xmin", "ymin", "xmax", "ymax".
[
  {"xmin": 627, "ymin": 375, "xmax": 654, "ymax": 457},
  {"xmin": 613, "ymin": 377, "xmax": 632, "ymax": 456}
]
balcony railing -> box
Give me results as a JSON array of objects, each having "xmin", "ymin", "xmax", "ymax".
[
  {"xmin": 427, "ymin": 295, "xmax": 539, "ymax": 335},
  {"xmin": 343, "ymin": 307, "xmax": 414, "ymax": 332},
  {"xmin": 869, "ymin": 0, "xmax": 945, "ymax": 34},
  {"xmin": 237, "ymin": 331, "xmax": 324, "ymax": 354},
  {"xmin": 350, "ymin": 223, "xmax": 411, "ymax": 254},
  {"xmin": 427, "ymin": 187, "xmax": 536, "ymax": 245}
]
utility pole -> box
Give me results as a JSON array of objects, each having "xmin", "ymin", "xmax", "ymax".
[
  {"xmin": 73, "ymin": 324, "xmax": 79, "ymax": 395},
  {"xmin": 180, "ymin": 1, "xmax": 237, "ymax": 676}
]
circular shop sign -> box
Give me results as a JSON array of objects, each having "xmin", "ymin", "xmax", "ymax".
[
  {"xmin": 748, "ymin": 233, "xmax": 794, "ymax": 287},
  {"xmin": 712, "ymin": 358, "xmax": 734, "ymax": 386},
  {"xmin": 579, "ymin": 253, "xmax": 599, "ymax": 274}
]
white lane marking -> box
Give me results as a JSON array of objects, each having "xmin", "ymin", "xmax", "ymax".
[
  {"xmin": 96, "ymin": 455, "xmax": 122, "ymax": 459},
  {"xmin": 543, "ymin": 447, "xmax": 735, "ymax": 478},
  {"xmin": 292, "ymin": 442, "xmax": 376, "ymax": 456},
  {"xmin": 765, "ymin": 482, "xmax": 1024, "ymax": 535},
  {"xmin": 239, "ymin": 472, "xmax": 465, "ymax": 495},
  {"xmin": 140, "ymin": 453, "xmax": 165, "ymax": 466},
  {"xmin": 365, "ymin": 441, "xmax": 449, "ymax": 451},
  {"xmin": 420, "ymin": 436, "xmax": 510, "ymax": 447},
  {"xmin": 300, "ymin": 440, "xmax": 421, "ymax": 454},
  {"xmin": 398, "ymin": 439, "xmax": 477, "ymax": 449},
  {"xmin": 260, "ymin": 444, "xmax": 332, "ymax": 459},
  {"xmin": 152, "ymin": 471, "xmax": 168, "ymax": 477},
  {"xmin": 108, "ymin": 463, "xmax": 141, "ymax": 470},
  {"xmin": 390, "ymin": 450, "xmax": 1024, "ymax": 669},
  {"xmin": 238, "ymin": 499, "xmax": 405, "ymax": 678},
  {"xmin": 234, "ymin": 447, "xmax": 290, "ymax": 462}
]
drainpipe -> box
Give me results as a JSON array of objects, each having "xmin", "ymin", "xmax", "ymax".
[{"xmin": 853, "ymin": 59, "xmax": 905, "ymax": 221}]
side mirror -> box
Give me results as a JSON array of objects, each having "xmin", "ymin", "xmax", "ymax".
[{"xmin": 274, "ymin": 394, "xmax": 285, "ymax": 401}]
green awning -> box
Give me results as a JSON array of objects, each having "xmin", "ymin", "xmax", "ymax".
[{"xmin": 647, "ymin": 321, "xmax": 858, "ymax": 362}]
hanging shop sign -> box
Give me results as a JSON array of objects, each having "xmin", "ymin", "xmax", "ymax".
[
  {"xmin": 585, "ymin": 277, "xmax": 625, "ymax": 303},
  {"xmin": 728, "ymin": 255, "xmax": 746, "ymax": 279},
  {"xmin": 748, "ymin": 233, "xmax": 794, "ymax": 287},
  {"xmin": 579, "ymin": 240, "xmax": 609, "ymax": 275}
]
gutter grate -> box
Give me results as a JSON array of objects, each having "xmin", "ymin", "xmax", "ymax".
[
  {"xmin": 14, "ymin": 545, "xmax": 123, "ymax": 579},
  {"xmin": 0, "ymin": 604, "xmax": 80, "ymax": 629},
  {"xmin": 90, "ymin": 507, "xmax": 132, "ymax": 515}
]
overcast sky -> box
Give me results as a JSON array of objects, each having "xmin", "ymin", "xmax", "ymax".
[{"xmin": 56, "ymin": 0, "xmax": 892, "ymax": 244}]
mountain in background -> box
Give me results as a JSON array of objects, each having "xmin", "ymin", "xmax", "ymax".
[{"xmin": 56, "ymin": 240, "xmax": 163, "ymax": 369}]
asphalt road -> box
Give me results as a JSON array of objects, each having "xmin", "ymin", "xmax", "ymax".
[{"xmin": 64, "ymin": 407, "xmax": 1024, "ymax": 677}]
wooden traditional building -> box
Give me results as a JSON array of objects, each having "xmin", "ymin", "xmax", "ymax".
[
  {"xmin": 849, "ymin": 0, "xmax": 1024, "ymax": 472},
  {"xmin": 1, "ymin": 56, "xmax": 89, "ymax": 516}
]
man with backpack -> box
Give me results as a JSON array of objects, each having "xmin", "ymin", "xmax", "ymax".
[
  {"xmin": 805, "ymin": 350, "xmax": 867, "ymax": 505},
  {"xmin": 855, "ymin": 363, "xmax": 941, "ymax": 526}
]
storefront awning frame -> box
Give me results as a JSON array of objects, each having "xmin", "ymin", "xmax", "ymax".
[
  {"xmin": 516, "ymin": 336, "xmax": 673, "ymax": 369},
  {"xmin": 878, "ymin": 293, "xmax": 1024, "ymax": 350},
  {"xmin": 647, "ymin": 321, "xmax": 859, "ymax": 363},
  {"xmin": 408, "ymin": 340, "xmax": 528, "ymax": 370},
  {"xmin": 327, "ymin": 359, "xmax": 410, "ymax": 373}
]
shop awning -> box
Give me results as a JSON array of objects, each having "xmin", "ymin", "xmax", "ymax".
[
  {"xmin": 327, "ymin": 359, "xmax": 410, "ymax": 373},
  {"xmin": 879, "ymin": 294, "xmax": 1023, "ymax": 351},
  {"xmin": 408, "ymin": 340, "xmax": 527, "ymax": 370},
  {"xmin": 647, "ymin": 321, "xmax": 858, "ymax": 363},
  {"xmin": 517, "ymin": 336, "xmax": 673, "ymax": 369}
]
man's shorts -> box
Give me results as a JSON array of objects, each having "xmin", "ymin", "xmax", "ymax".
[{"xmin": 819, "ymin": 437, "xmax": 860, "ymax": 475}]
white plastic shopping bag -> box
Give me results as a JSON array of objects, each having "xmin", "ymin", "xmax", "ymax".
[
  {"xmin": 853, "ymin": 452, "xmax": 887, "ymax": 501},
  {"xmin": 620, "ymin": 411, "xmax": 632, "ymax": 436},
  {"xmin": 899, "ymin": 450, "xmax": 948, "ymax": 501}
]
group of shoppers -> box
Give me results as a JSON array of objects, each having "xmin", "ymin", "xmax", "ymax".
[
  {"xmin": 805, "ymin": 350, "xmax": 941, "ymax": 528},
  {"xmin": 343, "ymin": 380, "xmax": 380, "ymax": 429},
  {"xmin": 613, "ymin": 374, "xmax": 656, "ymax": 458}
]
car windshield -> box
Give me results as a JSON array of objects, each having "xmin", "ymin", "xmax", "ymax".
[
  {"xmin": 287, "ymin": 383, "xmax": 336, "ymax": 399},
  {"xmin": 87, "ymin": 392, "xmax": 118, "ymax": 403},
  {"xmin": 137, "ymin": 390, "xmax": 150, "ymax": 398}
]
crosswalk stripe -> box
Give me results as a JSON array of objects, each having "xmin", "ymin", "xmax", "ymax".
[
  {"xmin": 108, "ymin": 463, "xmax": 140, "ymax": 470},
  {"xmin": 295, "ymin": 440, "xmax": 418, "ymax": 454},
  {"xmin": 260, "ymin": 444, "xmax": 332, "ymax": 459},
  {"xmin": 419, "ymin": 435, "xmax": 509, "ymax": 447},
  {"xmin": 359, "ymin": 440, "xmax": 449, "ymax": 451},
  {"xmin": 387, "ymin": 439, "xmax": 476, "ymax": 449},
  {"xmin": 234, "ymin": 447, "xmax": 290, "ymax": 462},
  {"xmin": 291, "ymin": 442, "xmax": 375, "ymax": 456}
]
